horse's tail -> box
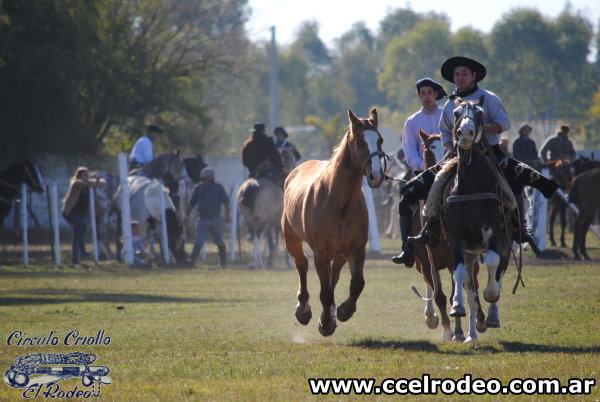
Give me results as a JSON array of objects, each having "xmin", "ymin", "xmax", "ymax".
[{"xmin": 239, "ymin": 179, "xmax": 260, "ymax": 210}]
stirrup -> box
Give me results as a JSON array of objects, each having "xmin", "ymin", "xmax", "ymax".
[
  {"xmin": 392, "ymin": 249, "xmax": 414, "ymax": 268},
  {"xmin": 520, "ymin": 228, "xmax": 540, "ymax": 255}
]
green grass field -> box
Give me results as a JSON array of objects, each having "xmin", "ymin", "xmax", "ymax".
[{"xmin": 1, "ymin": 237, "xmax": 599, "ymax": 400}]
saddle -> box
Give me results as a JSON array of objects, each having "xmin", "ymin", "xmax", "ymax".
[{"xmin": 422, "ymin": 156, "xmax": 517, "ymax": 220}]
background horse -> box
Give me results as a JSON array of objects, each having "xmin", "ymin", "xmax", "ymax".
[
  {"xmin": 443, "ymin": 98, "xmax": 513, "ymax": 343},
  {"xmin": 410, "ymin": 130, "xmax": 485, "ymax": 342},
  {"xmin": 0, "ymin": 161, "xmax": 44, "ymax": 229},
  {"xmin": 282, "ymin": 108, "xmax": 384, "ymax": 336},
  {"xmin": 237, "ymin": 147, "xmax": 296, "ymax": 269},
  {"xmin": 181, "ymin": 155, "xmax": 207, "ymax": 240},
  {"xmin": 572, "ymin": 154, "xmax": 600, "ymax": 176},
  {"xmin": 89, "ymin": 171, "xmax": 119, "ymax": 259},
  {"xmin": 115, "ymin": 175, "xmax": 185, "ymax": 263},
  {"xmin": 546, "ymin": 159, "xmax": 573, "ymax": 247},
  {"xmin": 569, "ymin": 167, "xmax": 600, "ymax": 260}
]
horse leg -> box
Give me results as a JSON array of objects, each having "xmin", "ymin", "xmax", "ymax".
[
  {"xmin": 251, "ymin": 233, "xmax": 261, "ymax": 269},
  {"xmin": 267, "ymin": 230, "xmax": 275, "ymax": 269},
  {"xmin": 483, "ymin": 249, "xmax": 501, "ymax": 303},
  {"xmin": 424, "ymin": 282, "xmax": 439, "ymax": 330},
  {"xmin": 549, "ymin": 204, "xmax": 557, "ymax": 247},
  {"xmin": 337, "ymin": 247, "xmax": 365, "ymax": 323},
  {"xmin": 579, "ymin": 213, "xmax": 593, "ymax": 260},
  {"xmin": 572, "ymin": 216, "xmax": 582, "ymax": 260},
  {"xmin": 559, "ymin": 206, "xmax": 568, "ymax": 248},
  {"xmin": 431, "ymin": 269, "xmax": 453, "ymax": 341},
  {"xmin": 315, "ymin": 253, "xmax": 336, "ymax": 336},
  {"xmin": 283, "ymin": 226, "xmax": 311, "ymax": 325},
  {"xmin": 463, "ymin": 252, "xmax": 481, "ymax": 343},
  {"xmin": 450, "ymin": 241, "xmax": 466, "ymax": 318},
  {"xmin": 486, "ymin": 302, "xmax": 501, "ymax": 328}
]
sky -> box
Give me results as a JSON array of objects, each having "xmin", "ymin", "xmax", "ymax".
[{"xmin": 246, "ymin": 0, "xmax": 600, "ymax": 47}]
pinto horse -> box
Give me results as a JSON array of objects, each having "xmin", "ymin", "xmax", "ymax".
[
  {"xmin": 410, "ymin": 130, "xmax": 485, "ymax": 342},
  {"xmin": 442, "ymin": 97, "xmax": 514, "ymax": 343},
  {"xmin": 282, "ymin": 109, "xmax": 385, "ymax": 336},
  {"xmin": 0, "ymin": 161, "xmax": 44, "ymax": 229},
  {"xmin": 238, "ymin": 147, "xmax": 297, "ymax": 269}
]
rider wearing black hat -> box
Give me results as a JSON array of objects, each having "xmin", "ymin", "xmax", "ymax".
[
  {"xmin": 241, "ymin": 123, "xmax": 284, "ymax": 179},
  {"xmin": 392, "ymin": 56, "xmax": 559, "ymax": 266}
]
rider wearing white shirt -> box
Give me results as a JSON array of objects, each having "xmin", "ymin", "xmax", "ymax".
[
  {"xmin": 402, "ymin": 78, "xmax": 446, "ymax": 172},
  {"xmin": 130, "ymin": 125, "xmax": 162, "ymax": 168}
]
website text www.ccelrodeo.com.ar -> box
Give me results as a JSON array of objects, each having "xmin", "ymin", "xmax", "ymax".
[{"xmin": 308, "ymin": 374, "xmax": 596, "ymax": 396}]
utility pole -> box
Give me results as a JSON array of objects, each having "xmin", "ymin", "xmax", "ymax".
[{"xmin": 269, "ymin": 26, "xmax": 279, "ymax": 131}]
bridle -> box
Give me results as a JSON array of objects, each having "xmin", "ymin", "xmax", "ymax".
[{"xmin": 454, "ymin": 102, "xmax": 484, "ymax": 148}]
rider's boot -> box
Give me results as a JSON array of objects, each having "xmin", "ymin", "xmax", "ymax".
[
  {"xmin": 218, "ymin": 245, "xmax": 227, "ymax": 268},
  {"xmin": 407, "ymin": 217, "xmax": 441, "ymax": 247},
  {"xmin": 391, "ymin": 214, "xmax": 414, "ymax": 267}
]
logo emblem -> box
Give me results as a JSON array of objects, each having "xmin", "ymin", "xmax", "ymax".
[{"xmin": 3, "ymin": 352, "xmax": 112, "ymax": 398}]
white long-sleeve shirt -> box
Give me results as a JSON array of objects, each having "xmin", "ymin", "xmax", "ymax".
[
  {"xmin": 402, "ymin": 106, "xmax": 443, "ymax": 171},
  {"xmin": 129, "ymin": 136, "xmax": 154, "ymax": 165},
  {"xmin": 439, "ymin": 87, "xmax": 510, "ymax": 146}
]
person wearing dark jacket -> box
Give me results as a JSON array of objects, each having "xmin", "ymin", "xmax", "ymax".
[
  {"xmin": 512, "ymin": 123, "xmax": 541, "ymax": 169},
  {"xmin": 241, "ymin": 123, "xmax": 284, "ymax": 178},
  {"xmin": 273, "ymin": 126, "xmax": 302, "ymax": 162},
  {"xmin": 62, "ymin": 167, "xmax": 103, "ymax": 265},
  {"xmin": 540, "ymin": 125, "xmax": 577, "ymax": 163}
]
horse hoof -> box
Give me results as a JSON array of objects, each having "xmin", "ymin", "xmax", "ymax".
[
  {"xmin": 337, "ymin": 303, "xmax": 355, "ymax": 322},
  {"xmin": 453, "ymin": 334, "xmax": 466, "ymax": 342},
  {"xmin": 483, "ymin": 290, "xmax": 499, "ymax": 304},
  {"xmin": 425, "ymin": 314, "xmax": 439, "ymax": 329},
  {"xmin": 442, "ymin": 329, "xmax": 454, "ymax": 342},
  {"xmin": 295, "ymin": 308, "xmax": 312, "ymax": 326},
  {"xmin": 318, "ymin": 319, "xmax": 336, "ymax": 337},
  {"xmin": 464, "ymin": 336, "xmax": 477, "ymax": 343},
  {"xmin": 476, "ymin": 321, "xmax": 487, "ymax": 333},
  {"xmin": 450, "ymin": 305, "xmax": 466, "ymax": 318},
  {"xmin": 485, "ymin": 318, "xmax": 500, "ymax": 328}
]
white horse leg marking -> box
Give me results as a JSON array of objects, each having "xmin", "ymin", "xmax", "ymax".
[
  {"xmin": 424, "ymin": 283, "xmax": 439, "ymax": 329},
  {"xmin": 464, "ymin": 254, "xmax": 479, "ymax": 342},
  {"xmin": 452, "ymin": 263, "xmax": 466, "ymax": 315},
  {"xmin": 484, "ymin": 250, "xmax": 501, "ymax": 303},
  {"xmin": 364, "ymin": 130, "xmax": 383, "ymax": 184}
]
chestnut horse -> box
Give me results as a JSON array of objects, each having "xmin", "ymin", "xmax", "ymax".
[{"xmin": 282, "ymin": 109, "xmax": 385, "ymax": 336}]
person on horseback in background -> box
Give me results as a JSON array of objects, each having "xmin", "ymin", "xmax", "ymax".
[
  {"xmin": 393, "ymin": 56, "xmax": 559, "ymax": 266},
  {"xmin": 241, "ymin": 123, "xmax": 285, "ymax": 183},
  {"xmin": 513, "ymin": 123, "xmax": 542, "ymax": 170},
  {"xmin": 539, "ymin": 125, "xmax": 577, "ymax": 163},
  {"xmin": 129, "ymin": 125, "xmax": 162, "ymax": 169},
  {"xmin": 390, "ymin": 77, "xmax": 447, "ymax": 266},
  {"xmin": 273, "ymin": 126, "xmax": 302, "ymax": 164}
]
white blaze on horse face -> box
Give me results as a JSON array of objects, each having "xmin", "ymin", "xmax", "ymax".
[
  {"xmin": 364, "ymin": 130, "xmax": 383, "ymax": 187},
  {"xmin": 429, "ymin": 138, "xmax": 445, "ymax": 164},
  {"xmin": 457, "ymin": 118, "xmax": 476, "ymax": 149}
]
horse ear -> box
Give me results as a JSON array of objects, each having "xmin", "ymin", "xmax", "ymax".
[
  {"xmin": 478, "ymin": 95, "xmax": 485, "ymax": 107},
  {"xmin": 174, "ymin": 149, "xmax": 181, "ymax": 157},
  {"xmin": 348, "ymin": 109, "xmax": 361, "ymax": 127},
  {"xmin": 369, "ymin": 108, "xmax": 378, "ymax": 127},
  {"xmin": 419, "ymin": 129, "xmax": 429, "ymax": 142}
]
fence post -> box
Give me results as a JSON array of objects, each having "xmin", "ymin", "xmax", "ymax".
[
  {"xmin": 89, "ymin": 187, "xmax": 99, "ymax": 264},
  {"xmin": 21, "ymin": 183, "xmax": 29, "ymax": 266},
  {"xmin": 118, "ymin": 153, "xmax": 134, "ymax": 265},
  {"xmin": 158, "ymin": 180, "xmax": 170, "ymax": 264},
  {"xmin": 230, "ymin": 182, "xmax": 240, "ymax": 261},
  {"xmin": 50, "ymin": 183, "xmax": 61, "ymax": 266},
  {"xmin": 362, "ymin": 179, "xmax": 381, "ymax": 253}
]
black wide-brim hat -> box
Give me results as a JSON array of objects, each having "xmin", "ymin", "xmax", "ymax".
[
  {"xmin": 416, "ymin": 78, "xmax": 447, "ymax": 100},
  {"xmin": 441, "ymin": 56, "xmax": 486, "ymax": 83}
]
